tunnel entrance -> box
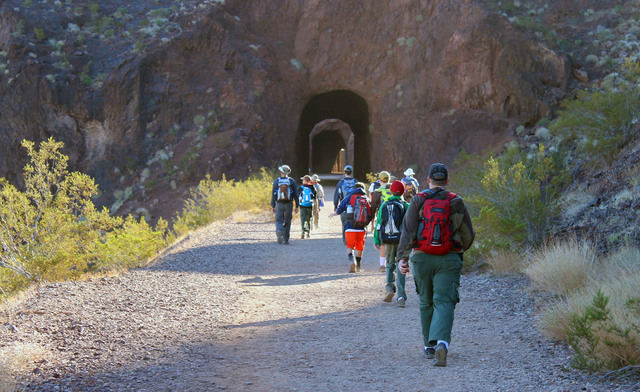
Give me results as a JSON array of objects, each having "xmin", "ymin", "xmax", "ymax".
[
  {"xmin": 296, "ymin": 90, "xmax": 370, "ymax": 180},
  {"xmin": 308, "ymin": 119, "xmax": 354, "ymax": 175}
]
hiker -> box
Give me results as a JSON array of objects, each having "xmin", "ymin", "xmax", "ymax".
[
  {"xmin": 401, "ymin": 168, "xmax": 420, "ymax": 202},
  {"xmin": 333, "ymin": 165, "xmax": 358, "ymax": 244},
  {"xmin": 329, "ymin": 182, "xmax": 372, "ymax": 273},
  {"xmin": 370, "ymin": 171, "xmax": 391, "ymax": 272},
  {"xmin": 397, "ymin": 163, "xmax": 475, "ymax": 367},
  {"xmin": 298, "ymin": 175, "xmax": 317, "ymax": 239},
  {"xmin": 374, "ymin": 181, "xmax": 409, "ymax": 307},
  {"xmin": 310, "ymin": 174, "xmax": 325, "ymax": 230},
  {"xmin": 270, "ymin": 165, "xmax": 299, "ymax": 244}
]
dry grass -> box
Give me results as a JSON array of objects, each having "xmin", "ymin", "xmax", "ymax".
[
  {"xmin": 487, "ymin": 249, "xmax": 527, "ymax": 275},
  {"xmin": 525, "ymin": 237, "xmax": 597, "ymax": 296},
  {"xmin": 536, "ymin": 244, "xmax": 640, "ymax": 367},
  {"xmin": 0, "ymin": 342, "xmax": 50, "ymax": 392},
  {"xmin": 0, "ymin": 358, "xmax": 17, "ymax": 392}
]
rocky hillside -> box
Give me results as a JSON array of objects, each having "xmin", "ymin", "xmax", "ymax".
[{"xmin": 0, "ymin": 0, "xmax": 638, "ymax": 244}]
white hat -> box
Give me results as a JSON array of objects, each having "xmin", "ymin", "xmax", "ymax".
[
  {"xmin": 278, "ymin": 165, "xmax": 291, "ymax": 175},
  {"xmin": 404, "ymin": 168, "xmax": 415, "ymax": 176}
]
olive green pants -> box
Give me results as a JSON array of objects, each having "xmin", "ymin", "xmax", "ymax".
[{"xmin": 411, "ymin": 252, "xmax": 462, "ymax": 347}]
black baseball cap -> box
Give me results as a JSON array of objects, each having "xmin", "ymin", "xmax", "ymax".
[{"xmin": 429, "ymin": 163, "xmax": 448, "ymax": 181}]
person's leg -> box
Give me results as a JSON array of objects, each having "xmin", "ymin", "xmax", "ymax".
[
  {"xmin": 345, "ymin": 231, "xmax": 357, "ymax": 272},
  {"xmin": 384, "ymin": 244, "xmax": 397, "ymax": 292},
  {"xmin": 312, "ymin": 200, "xmax": 319, "ymax": 229},
  {"xmin": 300, "ymin": 206, "xmax": 306, "ymax": 237},
  {"xmin": 354, "ymin": 231, "xmax": 366, "ymax": 272},
  {"xmin": 282, "ymin": 202, "xmax": 293, "ymax": 243},
  {"xmin": 274, "ymin": 203, "xmax": 286, "ymax": 243},
  {"xmin": 411, "ymin": 253, "xmax": 437, "ymax": 348},
  {"xmin": 300, "ymin": 207, "xmax": 310, "ymax": 237},
  {"xmin": 428, "ymin": 253, "xmax": 462, "ymax": 346},
  {"xmin": 389, "ymin": 245, "xmax": 406, "ymax": 300},
  {"xmin": 340, "ymin": 212, "xmax": 348, "ymax": 245}
]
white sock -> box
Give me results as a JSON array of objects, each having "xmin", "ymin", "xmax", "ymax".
[
  {"xmin": 437, "ymin": 340, "xmax": 449, "ymax": 349},
  {"xmin": 380, "ymin": 256, "xmax": 386, "ymax": 266}
]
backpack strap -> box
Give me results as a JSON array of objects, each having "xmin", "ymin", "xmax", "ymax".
[{"xmin": 420, "ymin": 188, "xmax": 445, "ymax": 199}]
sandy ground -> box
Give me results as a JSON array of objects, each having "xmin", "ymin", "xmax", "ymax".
[{"xmin": 0, "ymin": 187, "xmax": 635, "ymax": 391}]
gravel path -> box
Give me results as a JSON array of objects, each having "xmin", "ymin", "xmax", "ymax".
[{"xmin": 0, "ymin": 188, "xmax": 634, "ymax": 391}]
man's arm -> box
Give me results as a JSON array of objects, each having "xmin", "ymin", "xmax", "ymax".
[
  {"xmin": 396, "ymin": 194, "xmax": 424, "ymax": 262},
  {"xmin": 333, "ymin": 179, "xmax": 343, "ymax": 209},
  {"xmin": 451, "ymin": 197, "xmax": 475, "ymax": 251},
  {"xmin": 290, "ymin": 179, "xmax": 300, "ymax": 208},
  {"xmin": 270, "ymin": 179, "xmax": 278, "ymax": 208}
]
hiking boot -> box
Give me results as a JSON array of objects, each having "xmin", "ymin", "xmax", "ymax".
[
  {"xmin": 396, "ymin": 297, "xmax": 406, "ymax": 308},
  {"xmin": 306, "ymin": 232, "xmax": 310, "ymax": 239},
  {"xmin": 283, "ymin": 240, "xmax": 289, "ymax": 245},
  {"xmin": 301, "ymin": 232, "xmax": 305, "ymax": 239},
  {"xmin": 276, "ymin": 230, "xmax": 283, "ymax": 244},
  {"xmin": 355, "ymin": 259, "xmax": 361, "ymax": 272},
  {"xmin": 423, "ymin": 346, "xmax": 435, "ymax": 359},
  {"xmin": 433, "ymin": 343, "xmax": 448, "ymax": 367},
  {"xmin": 383, "ymin": 287, "xmax": 394, "ymax": 303},
  {"xmin": 379, "ymin": 265, "xmax": 386, "ymax": 272}
]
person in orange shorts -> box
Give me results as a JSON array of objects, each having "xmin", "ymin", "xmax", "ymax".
[{"xmin": 329, "ymin": 182, "xmax": 372, "ymax": 273}]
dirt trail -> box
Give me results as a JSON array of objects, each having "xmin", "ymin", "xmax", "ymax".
[{"xmin": 0, "ymin": 187, "xmax": 630, "ymax": 391}]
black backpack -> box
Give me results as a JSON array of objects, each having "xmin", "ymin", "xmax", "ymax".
[{"xmin": 378, "ymin": 199, "xmax": 406, "ymax": 244}]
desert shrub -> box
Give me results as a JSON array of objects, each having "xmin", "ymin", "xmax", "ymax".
[
  {"xmin": 525, "ymin": 237, "xmax": 597, "ymax": 296},
  {"xmin": 565, "ymin": 289, "xmax": 640, "ymax": 371},
  {"xmin": 94, "ymin": 215, "xmax": 169, "ymax": 270},
  {"xmin": 462, "ymin": 144, "xmax": 565, "ymax": 260},
  {"xmin": 0, "ymin": 138, "xmax": 167, "ymax": 297},
  {"xmin": 550, "ymin": 85, "xmax": 640, "ymax": 166},
  {"xmin": 172, "ymin": 168, "xmax": 273, "ymax": 237}
]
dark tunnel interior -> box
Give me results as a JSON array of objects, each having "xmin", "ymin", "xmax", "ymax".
[
  {"xmin": 296, "ymin": 90, "xmax": 370, "ymax": 179},
  {"xmin": 310, "ymin": 130, "xmax": 346, "ymax": 174}
]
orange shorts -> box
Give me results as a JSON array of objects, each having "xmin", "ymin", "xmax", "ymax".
[{"xmin": 345, "ymin": 230, "xmax": 366, "ymax": 251}]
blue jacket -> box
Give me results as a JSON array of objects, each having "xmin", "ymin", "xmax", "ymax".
[{"xmin": 333, "ymin": 176, "xmax": 358, "ymax": 209}]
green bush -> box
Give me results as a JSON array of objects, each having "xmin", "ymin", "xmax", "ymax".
[
  {"xmin": 0, "ymin": 139, "xmax": 167, "ymax": 300},
  {"xmin": 551, "ymin": 86, "xmax": 640, "ymax": 166},
  {"xmin": 460, "ymin": 144, "xmax": 565, "ymax": 260},
  {"xmin": 172, "ymin": 169, "xmax": 273, "ymax": 237}
]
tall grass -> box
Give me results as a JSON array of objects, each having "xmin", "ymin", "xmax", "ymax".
[
  {"xmin": 525, "ymin": 237, "xmax": 597, "ymax": 296},
  {"xmin": 530, "ymin": 242, "xmax": 640, "ymax": 370}
]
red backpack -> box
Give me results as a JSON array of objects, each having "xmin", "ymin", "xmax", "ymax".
[
  {"xmin": 416, "ymin": 189, "xmax": 458, "ymax": 255},
  {"xmin": 349, "ymin": 194, "xmax": 373, "ymax": 229}
]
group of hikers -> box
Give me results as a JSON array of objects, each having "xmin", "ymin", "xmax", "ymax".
[
  {"xmin": 270, "ymin": 162, "xmax": 475, "ymax": 367},
  {"xmin": 270, "ymin": 165, "xmax": 326, "ymax": 244}
]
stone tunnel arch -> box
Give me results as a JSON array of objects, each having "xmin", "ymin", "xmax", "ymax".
[
  {"xmin": 308, "ymin": 119, "xmax": 354, "ymax": 174},
  {"xmin": 296, "ymin": 90, "xmax": 371, "ymax": 180}
]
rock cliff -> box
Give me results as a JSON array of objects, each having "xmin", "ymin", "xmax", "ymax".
[{"xmin": 0, "ymin": 0, "xmax": 571, "ymax": 220}]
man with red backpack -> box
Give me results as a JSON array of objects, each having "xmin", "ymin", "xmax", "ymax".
[
  {"xmin": 329, "ymin": 182, "xmax": 372, "ymax": 273},
  {"xmin": 397, "ymin": 163, "xmax": 475, "ymax": 367}
]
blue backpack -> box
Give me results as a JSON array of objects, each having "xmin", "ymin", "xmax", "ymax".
[
  {"xmin": 339, "ymin": 177, "xmax": 357, "ymax": 201},
  {"xmin": 300, "ymin": 186, "xmax": 314, "ymax": 207}
]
